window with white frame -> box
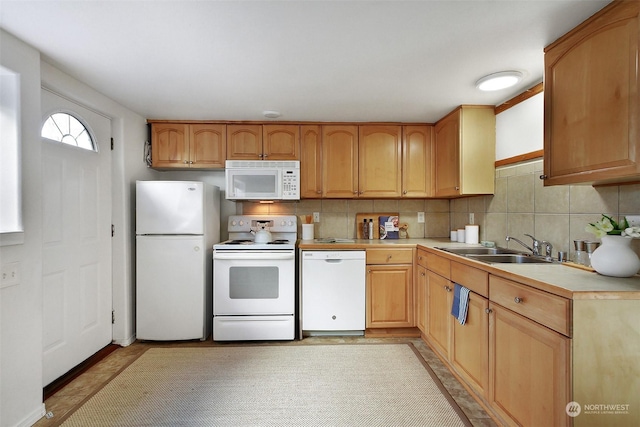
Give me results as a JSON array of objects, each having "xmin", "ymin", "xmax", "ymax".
[
  {"xmin": 41, "ymin": 111, "xmax": 96, "ymax": 151},
  {"xmin": 0, "ymin": 65, "xmax": 22, "ymax": 238}
]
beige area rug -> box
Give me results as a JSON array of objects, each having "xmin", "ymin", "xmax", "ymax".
[{"xmin": 61, "ymin": 344, "xmax": 471, "ymax": 427}]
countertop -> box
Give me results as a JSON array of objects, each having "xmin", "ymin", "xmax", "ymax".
[{"xmin": 298, "ymin": 238, "xmax": 640, "ymax": 300}]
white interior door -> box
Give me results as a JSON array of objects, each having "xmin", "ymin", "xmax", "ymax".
[{"xmin": 41, "ymin": 88, "xmax": 112, "ymax": 386}]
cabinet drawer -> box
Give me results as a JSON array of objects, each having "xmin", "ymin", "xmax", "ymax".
[
  {"xmin": 416, "ymin": 249, "xmax": 428, "ymax": 268},
  {"xmin": 489, "ymin": 276, "xmax": 570, "ymax": 336},
  {"xmin": 451, "ymin": 262, "xmax": 488, "ymax": 298},
  {"xmin": 366, "ymin": 248, "xmax": 413, "ymax": 264},
  {"xmin": 426, "ymin": 252, "xmax": 450, "ymax": 279}
]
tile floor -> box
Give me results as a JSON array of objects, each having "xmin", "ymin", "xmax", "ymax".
[{"xmin": 35, "ymin": 336, "xmax": 498, "ymax": 427}]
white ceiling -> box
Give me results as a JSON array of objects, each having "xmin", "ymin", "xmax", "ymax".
[{"xmin": 0, "ymin": 0, "xmax": 610, "ymax": 123}]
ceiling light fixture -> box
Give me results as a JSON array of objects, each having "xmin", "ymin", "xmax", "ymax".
[
  {"xmin": 263, "ymin": 110, "xmax": 281, "ymax": 119},
  {"xmin": 475, "ymin": 71, "xmax": 523, "ymax": 91}
]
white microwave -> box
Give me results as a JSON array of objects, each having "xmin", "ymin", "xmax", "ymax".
[{"xmin": 225, "ymin": 160, "xmax": 300, "ymax": 201}]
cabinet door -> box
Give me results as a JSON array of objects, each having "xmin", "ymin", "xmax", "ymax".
[
  {"xmin": 300, "ymin": 125, "xmax": 322, "ymax": 198},
  {"xmin": 489, "ymin": 303, "xmax": 570, "ymax": 427},
  {"xmin": 322, "ymin": 125, "xmax": 359, "ymax": 198},
  {"xmin": 263, "ymin": 125, "xmax": 299, "ymax": 160},
  {"xmin": 544, "ymin": 1, "xmax": 640, "ymax": 185},
  {"xmin": 434, "ymin": 110, "xmax": 460, "ymax": 197},
  {"xmin": 366, "ymin": 264, "xmax": 413, "ymax": 328},
  {"xmin": 451, "ymin": 292, "xmax": 489, "ymax": 399},
  {"xmin": 426, "ymin": 270, "xmax": 452, "ymax": 358},
  {"xmin": 358, "ymin": 125, "xmax": 402, "ymax": 198},
  {"xmin": 416, "ymin": 265, "xmax": 427, "ymax": 333},
  {"xmin": 227, "ymin": 124, "xmax": 262, "ymax": 160},
  {"xmin": 402, "ymin": 125, "xmax": 433, "ymax": 197},
  {"xmin": 189, "ymin": 124, "xmax": 226, "ymax": 169},
  {"xmin": 151, "ymin": 123, "xmax": 189, "ymax": 169}
]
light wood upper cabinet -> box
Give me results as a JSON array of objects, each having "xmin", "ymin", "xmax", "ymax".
[
  {"xmin": 543, "ymin": 1, "xmax": 640, "ymax": 186},
  {"xmin": 358, "ymin": 125, "xmax": 402, "ymax": 198},
  {"xmin": 227, "ymin": 124, "xmax": 263, "ymax": 160},
  {"xmin": 189, "ymin": 124, "xmax": 226, "ymax": 169},
  {"xmin": 151, "ymin": 123, "xmax": 225, "ymax": 169},
  {"xmin": 402, "ymin": 125, "xmax": 433, "ymax": 198},
  {"xmin": 300, "ymin": 125, "xmax": 323, "ymax": 198},
  {"xmin": 322, "ymin": 125, "xmax": 359, "ymax": 198},
  {"xmin": 434, "ymin": 106, "xmax": 495, "ymax": 197},
  {"xmin": 262, "ymin": 125, "xmax": 300, "ymax": 160}
]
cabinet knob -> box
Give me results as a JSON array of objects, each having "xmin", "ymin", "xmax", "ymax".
[
  {"xmin": 183, "ymin": 160, "xmax": 189, "ymax": 164},
  {"xmin": 485, "ymin": 308, "xmax": 493, "ymax": 314},
  {"xmin": 263, "ymin": 154, "xmax": 268, "ymax": 158},
  {"xmin": 444, "ymin": 285, "xmax": 452, "ymax": 292},
  {"xmin": 316, "ymin": 190, "xmax": 322, "ymax": 194},
  {"xmin": 455, "ymin": 186, "xmax": 460, "ymax": 190},
  {"xmin": 189, "ymin": 161, "xmax": 194, "ymax": 164},
  {"xmin": 421, "ymin": 272, "xmax": 425, "ymax": 277},
  {"xmin": 354, "ymin": 191, "xmax": 358, "ymax": 194},
  {"xmin": 387, "ymin": 255, "xmax": 392, "ymax": 260},
  {"xmin": 514, "ymin": 297, "xmax": 523, "ymax": 304},
  {"xmin": 539, "ymin": 174, "xmax": 548, "ymax": 180},
  {"xmin": 403, "ymin": 190, "xmax": 407, "ymax": 194}
]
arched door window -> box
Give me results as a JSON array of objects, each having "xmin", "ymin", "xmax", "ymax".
[{"xmin": 41, "ymin": 112, "xmax": 96, "ymax": 151}]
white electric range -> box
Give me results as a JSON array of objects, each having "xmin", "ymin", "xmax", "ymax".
[{"xmin": 212, "ymin": 215, "xmax": 297, "ymax": 341}]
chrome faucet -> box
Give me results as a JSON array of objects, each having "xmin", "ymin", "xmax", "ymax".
[
  {"xmin": 541, "ymin": 241, "xmax": 553, "ymax": 259},
  {"xmin": 505, "ymin": 234, "xmax": 541, "ymax": 256}
]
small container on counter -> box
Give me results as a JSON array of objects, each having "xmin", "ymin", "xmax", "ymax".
[
  {"xmin": 450, "ymin": 230, "xmax": 458, "ymax": 241},
  {"xmin": 457, "ymin": 229, "xmax": 466, "ymax": 243}
]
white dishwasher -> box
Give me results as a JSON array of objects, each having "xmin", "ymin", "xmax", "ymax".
[{"xmin": 301, "ymin": 251, "xmax": 366, "ymax": 335}]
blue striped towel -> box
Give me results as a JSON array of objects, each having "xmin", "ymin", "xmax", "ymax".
[{"xmin": 451, "ymin": 283, "xmax": 470, "ymax": 325}]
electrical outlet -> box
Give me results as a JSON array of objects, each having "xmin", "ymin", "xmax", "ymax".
[
  {"xmin": 1, "ymin": 262, "xmax": 20, "ymax": 288},
  {"xmin": 313, "ymin": 212, "xmax": 320, "ymax": 223},
  {"xmin": 627, "ymin": 215, "xmax": 640, "ymax": 227},
  {"xmin": 417, "ymin": 212, "xmax": 425, "ymax": 223},
  {"xmin": 469, "ymin": 213, "xmax": 475, "ymax": 225}
]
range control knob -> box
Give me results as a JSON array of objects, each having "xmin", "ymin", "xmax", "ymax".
[{"xmin": 231, "ymin": 220, "xmax": 237, "ymax": 226}]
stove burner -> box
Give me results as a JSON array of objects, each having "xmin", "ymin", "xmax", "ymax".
[
  {"xmin": 225, "ymin": 239, "xmax": 253, "ymax": 245},
  {"xmin": 268, "ymin": 239, "xmax": 290, "ymax": 245}
]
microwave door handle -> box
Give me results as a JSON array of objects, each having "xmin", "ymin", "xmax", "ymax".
[{"xmin": 214, "ymin": 252, "xmax": 295, "ymax": 261}]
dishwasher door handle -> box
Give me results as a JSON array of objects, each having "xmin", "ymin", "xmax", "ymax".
[{"xmin": 324, "ymin": 259, "xmax": 344, "ymax": 263}]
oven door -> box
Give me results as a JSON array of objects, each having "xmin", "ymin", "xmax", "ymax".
[{"xmin": 213, "ymin": 251, "xmax": 294, "ymax": 315}]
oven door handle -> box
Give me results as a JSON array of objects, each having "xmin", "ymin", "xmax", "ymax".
[{"xmin": 214, "ymin": 252, "xmax": 295, "ymax": 261}]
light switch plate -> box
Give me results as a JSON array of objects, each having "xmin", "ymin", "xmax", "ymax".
[
  {"xmin": 1, "ymin": 262, "xmax": 20, "ymax": 288},
  {"xmin": 313, "ymin": 212, "xmax": 320, "ymax": 223},
  {"xmin": 417, "ymin": 212, "xmax": 425, "ymax": 223},
  {"xmin": 627, "ymin": 215, "xmax": 640, "ymax": 227}
]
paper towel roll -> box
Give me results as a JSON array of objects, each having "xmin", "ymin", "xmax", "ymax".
[{"xmin": 465, "ymin": 225, "xmax": 479, "ymax": 244}]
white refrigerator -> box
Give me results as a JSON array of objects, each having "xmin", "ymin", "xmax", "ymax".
[{"xmin": 135, "ymin": 180, "xmax": 220, "ymax": 340}]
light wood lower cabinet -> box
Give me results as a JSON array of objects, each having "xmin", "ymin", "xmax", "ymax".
[
  {"xmin": 451, "ymin": 291, "xmax": 489, "ymax": 399},
  {"xmin": 489, "ymin": 302, "xmax": 570, "ymax": 427},
  {"xmin": 365, "ymin": 248, "xmax": 414, "ymax": 328},
  {"xmin": 426, "ymin": 270, "xmax": 452, "ymax": 357}
]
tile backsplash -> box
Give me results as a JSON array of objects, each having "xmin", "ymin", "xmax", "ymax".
[
  {"xmin": 241, "ymin": 159, "xmax": 640, "ymax": 260},
  {"xmin": 453, "ymin": 159, "xmax": 640, "ymax": 259}
]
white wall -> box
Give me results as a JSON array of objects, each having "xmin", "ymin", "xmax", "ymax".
[
  {"xmin": 0, "ymin": 29, "xmax": 45, "ymax": 427},
  {"xmin": 496, "ymin": 92, "xmax": 543, "ymax": 160}
]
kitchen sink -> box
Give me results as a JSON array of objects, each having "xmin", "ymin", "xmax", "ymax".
[
  {"xmin": 465, "ymin": 254, "xmax": 554, "ymax": 264},
  {"xmin": 435, "ymin": 247, "xmax": 554, "ymax": 264},
  {"xmin": 436, "ymin": 247, "xmax": 520, "ymax": 255}
]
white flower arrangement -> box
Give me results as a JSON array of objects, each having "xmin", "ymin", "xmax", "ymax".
[
  {"xmin": 585, "ymin": 214, "xmax": 628, "ymax": 238},
  {"xmin": 622, "ymin": 226, "xmax": 640, "ymax": 238}
]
